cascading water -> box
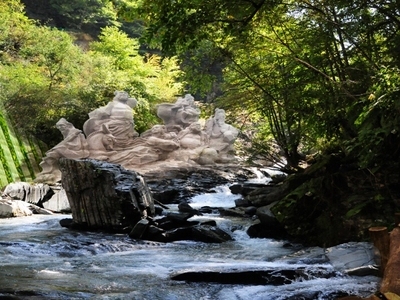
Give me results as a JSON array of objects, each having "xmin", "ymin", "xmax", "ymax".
[{"xmin": 0, "ymin": 186, "xmax": 379, "ymax": 300}]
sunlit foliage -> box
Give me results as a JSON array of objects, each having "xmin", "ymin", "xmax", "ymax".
[{"xmin": 0, "ymin": 0, "xmax": 184, "ymax": 146}]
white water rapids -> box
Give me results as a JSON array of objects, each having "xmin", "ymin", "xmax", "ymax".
[{"xmin": 0, "ymin": 186, "xmax": 379, "ymax": 299}]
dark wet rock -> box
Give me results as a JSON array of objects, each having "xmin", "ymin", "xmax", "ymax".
[
  {"xmin": 247, "ymin": 220, "xmax": 288, "ymax": 240},
  {"xmin": 163, "ymin": 227, "xmax": 194, "ymax": 242},
  {"xmin": 133, "ymin": 217, "xmax": 233, "ymax": 243},
  {"xmin": 199, "ymin": 220, "xmax": 217, "ymax": 226},
  {"xmin": 59, "ymin": 158, "xmax": 154, "ymax": 233},
  {"xmin": 229, "ymin": 183, "xmax": 243, "ymax": 195},
  {"xmin": 219, "ymin": 207, "xmax": 247, "ymax": 218},
  {"xmin": 247, "ymin": 202, "xmax": 289, "ymax": 239},
  {"xmin": 59, "ymin": 218, "xmax": 89, "ymax": 231},
  {"xmin": 163, "ymin": 212, "xmax": 195, "ymax": 222},
  {"xmin": 191, "ymin": 224, "xmax": 233, "ymax": 243},
  {"xmin": 244, "ymin": 206, "xmax": 257, "ymax": 216},
  {"xmin": 270, "ymin": 173, "xmax": 287, "ymax": 184},
  {"xmin": 129, "ymin": 219, "xmax": 151, "ymax": 239},
  {"xmin": 234, "ymin": 198, "xmax": 250, "ymax": 207},
  {"xmin": 198, "ymin": 206, "xmax": 216, "ymax": 214},
  {"xmin": 171, "ymin": 267, "xmax": 338, "ymax": 285},
  {"xmin": 230, "ymin": 182, "xmax": 272, "ymax": 197},
  {"xmin": 155, "ymin": 214, "xmax": 199, "ymax": 230},
  {"xmin": 146, "ymin": 179, "xmax": 183, "ymax": 204},
  {"xmin": 256, "ymin": 203, "xmax": 278, "ymax": 224},
  {"xmin": 154, "ymin": 205, "xmax": 164, "ymax": 215},
  {"xmin": 245, "ymin": 185, "xmax": 285, "ymax": 207},
  {"xmin": 178, "ymin": 202, "xmax": 202, "ymax": 215}
]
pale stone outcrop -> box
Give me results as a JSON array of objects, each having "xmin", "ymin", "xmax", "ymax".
[
  {"xmin": 0, "ymin": 199, "xmax": 53, "ymax": 217},
  {"xmin": 0, "ymin": 199, "xmax": 33, "ymax": 217}
]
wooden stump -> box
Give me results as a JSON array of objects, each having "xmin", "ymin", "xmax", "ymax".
[
  {"xmin": 380, "ymin": 226, "xmax": 400, "ymax": 295},
  {"xmin": 369, "ymin": 226, "xmax": 390, "ymax": 274}
]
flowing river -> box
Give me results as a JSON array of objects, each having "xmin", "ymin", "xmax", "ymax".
[{"xmin": 0, "ymin": 186, "xmax": 379, "ymax": 299}]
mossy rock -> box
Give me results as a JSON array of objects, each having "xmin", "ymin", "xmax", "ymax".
[{"xmin": 270, "ymin": 153, "xmax": 397, "ymax": 246}]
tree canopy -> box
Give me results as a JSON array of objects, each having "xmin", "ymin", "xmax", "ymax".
[{"xmin": 122, "ymin": 0, "xmax": 400, "ymax": 170}]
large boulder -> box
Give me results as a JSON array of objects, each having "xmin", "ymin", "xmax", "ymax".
[{"xmin": 59, "ymin": 158, "xmax": 154, "ymax": 233}]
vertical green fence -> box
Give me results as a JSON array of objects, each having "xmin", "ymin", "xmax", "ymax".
[{"xmin": 0, "ymin": 110, "xmax": 45, "ymax": 188}]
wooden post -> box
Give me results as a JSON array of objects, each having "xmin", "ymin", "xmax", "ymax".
[
  {"xmin": 369, "ymin": 226, "xmax": 390, "ymax": 274},
  {"xmin": 380, "ymin": 226, "xmax": 400, "ymax": 295}
]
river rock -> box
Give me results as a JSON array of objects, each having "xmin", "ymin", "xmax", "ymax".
[
  {"xmin": 2, "ymin": 182, "xmax": 54, "ymax": 206},
  {"xmin": 247, "ymin": 220, "xmax": 288, "ymax": 240},
  {"xmin": 0, "ymin": 199, "xmax": 33, "ymax": 217},
  {"xmin": 0, "ymin": 199, "xmax": 53, "ymax": 217},
  {"xmin": 245, "ymin": 185, "xmax": 285, "ymax": 207},
  {"xmin": 171, "ymin": 267, "xmax": 338, "ymax": 285},
  {"xmin": 325, "ymin": 242, "xmax": 378, "ymax": 276},
  {"xmin": 230, "ymin": 182, "xmax": 270, "ymax": 196},
  {"xmin": 256, "ymin": 202, "xmax": 278, "ymax": 224},
  {"xmin": 129, "ymin": 219, "xmax": 152, "ymax": 239},
  {"xmin": 191, "ymin": 224, "xmax": 233, "ymax": 243},
  {"xmin": 178, "ymin": 202, "xmax": 202, "ymax": 215},
  {"xmin": 59, "ymin": 158, "xmax": 154, "ymax": 233},
  {"xmin": 42, "ymin": 186, "xmax": 70, "ymax": 212},
  {"xmin": 246, "ymin": 202, "xmax": 288, "ymax": 239}
]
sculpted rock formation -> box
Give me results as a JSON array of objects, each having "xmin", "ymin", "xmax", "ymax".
[
  {"xmin": 36, "ymin": 118, "xmax": 90, "ymax": 183},
  {"xmin": 156, "ymin": 94, "xmax": 200, "ymax": 132},
  {"xmin": 83, "ymin": 90, "xmax": 139, "ymax": 149},
  {"xmin": 205, "ymin": 108, "xmax": 239, "ymax": 156},
  {"xmin": 35, "ymin": 91, "xmax": 240, "ymax": 183}
]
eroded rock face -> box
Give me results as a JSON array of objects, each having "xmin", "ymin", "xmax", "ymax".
[
  {"xmin": 1, "ymin": 182, "xmax": 64, "ymax": 216},
  {"xmin": 59, "ymin": 158, "xmax": 154, "ymax": 233}
]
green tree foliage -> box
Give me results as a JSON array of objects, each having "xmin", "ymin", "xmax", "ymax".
[
  {"xmin": 127, "ymin": 0, "xmax": 400, "ymax": 170},
  {"xmin": 0, "ymin": 0, "xmax": 184, "ymax": 146}
]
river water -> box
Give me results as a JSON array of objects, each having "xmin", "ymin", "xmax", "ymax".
[{"xmin": 0, "ymin": 186, "xmax": 379, "ymax": 299}]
